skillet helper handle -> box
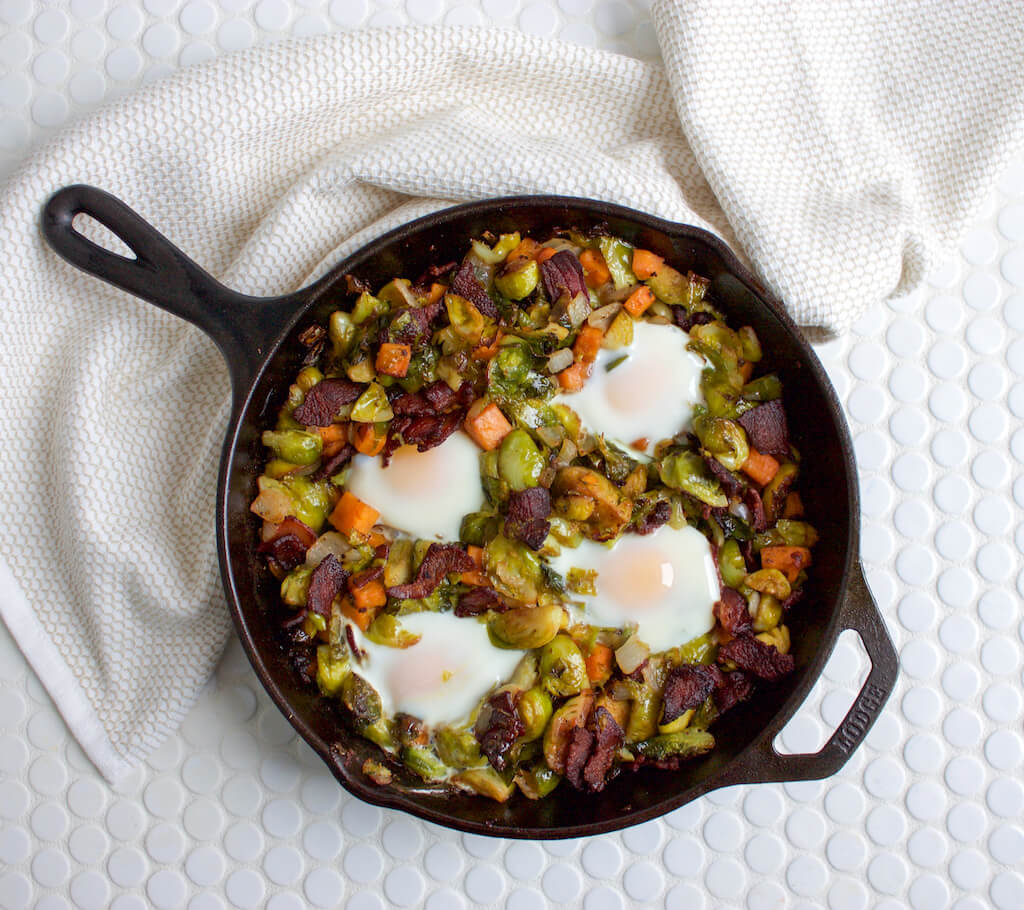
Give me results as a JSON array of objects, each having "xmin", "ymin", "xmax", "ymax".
[
  {"xmin": 41, "ymin": 184, "xmax": 299, "ymax": 395},
  {"xmin": 723, "ymin": 560, "xmax": 898, "ymax": 786}
]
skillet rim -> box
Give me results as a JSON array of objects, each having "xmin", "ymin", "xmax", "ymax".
[{"xmin": 217, "ymin": 194, "xmax": 861, "ymax": 838}]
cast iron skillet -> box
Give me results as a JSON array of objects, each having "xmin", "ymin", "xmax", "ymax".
[{"xmin": 42, "ymin": 185, "xmax": 898, "ymax": 838}]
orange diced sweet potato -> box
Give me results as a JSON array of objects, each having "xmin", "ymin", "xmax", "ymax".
[
  {"xmin": 556, "ymin": 360, "xmax": 590, "ymax": 392},
  {"xmin": 460, "ymin": 545, "xmax": 488, "ymax": 586},
  {"xmin": 375, "ymin": 342, "xmax": 412, "ymax": 378},
  {"xmin": 329, "ymin": 491, "xmax": 380, "ymax": 538},
  {"xmin": 760, "ymin": 546, "xmax": 813, "ymax": 583},
  {"xmin": 741, "ymin": 446, "xmax": 780, "ymax": 486},
  {"xmin": 352, "ymin": 422, "xmax": 386, "ymax": 456},
  {"xmin": 349, "ymin": 577, "xmax": 387, "ymax": 610},
  {"xmin": 536, "ymin": 247, "xmax": 558, "ymax": 264},
  {"xmin": 623, "ymin": 285, "xmax": 655, "ymax": 317},
  {"xmin": 572, "ymin": 325, "xmax": 604, "ymax": 364},
  {"xmin": 339, "ymin": 595, "xmax": 375, "ymax": 632},
  {"xmin": 631, "ymin": 249, "xmax": 664, "ymax": 280},
  {"xmin": 318, "ymin": 423, "xmax": 349, "ymax": 457},
  {"xmin": 464, "ymin": 400, "xmax": 514, "ymax": 451},
  {"xmin": 584, "ymin": 643, "xmax": 614, "ymax": 685},
  {"xmin": 579, "ymin": 249, "xmax": 612, "ymax": 289}
]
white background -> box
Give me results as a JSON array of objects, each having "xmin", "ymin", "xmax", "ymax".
[{"xmin": 1, "ymin": 1, "xmax": 1023, "ymax": 908}]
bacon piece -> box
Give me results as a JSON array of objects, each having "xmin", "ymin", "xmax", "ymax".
[
  {"xmin": 475, "ymin": 690, "xmax": 524, "ymax": 771},
  {"xmin": 539, "ymin": 250, "xmax": 587, "ymax": 303},
  {"xmin": 738, "ymin": 400, "xmax": 789, "ymax": 458},
  {"xmin": 633, "ymin": 499, "xmax": 671, "ymax": 535},
  {"xmin": 673, "ymin": 308, "xmax": 715, "ymax": 332},
  {"xmin": 293, "ymin": 379, "xmax": 363, "ymax": 427},
  {"xmin": 415, "ymin": 260, "xmax": 458, "ymax": 288},
  {"xmin": 258, "ymin": 534, "xmax": 307, "ymax": 571},
  {"xmin": 582, "ymin": 706, "xmax": 625, "ymax": 792},
  {"xmin": 402, "ymin": 411, "xmax": 464, "ymax": 453},
  {"xmin": 744, "ymin": 486, "xmax": 767, "ymax": 532},
  {"xmin": 739, "ymin": 539, "xmax": 755, "ymax": 571},
  {"xmin": 706, "ymin": 457, "xmax": 745, "ymax": 498},
  {"xmin": 714, "ymin": 587, "xmax": 753, "ymax": 636},
  {"xmin": 718, "ymin": 635, "xmax": 795, "ymax": 681},
  {"xmin": 662, "ymin": 664, "xmax": 723, "ymax": 723},
  {"xmin": 390, "ymin": 391, "xmax": 434, "ymax": 417},
  {"xmin": 504, "ymin": 487, "xmax": 551, "ymax": 551},
  {"xmin": 423, "ymin": 380, "xmax": 457, "ymax": 411},
  {"xmin": 307, "ymin": 554, "xmax": 349, "ymax": 619},
  {"xmin": 454, "ymin": 587, "xmax": 507, "ymax": 617},
  {"xmin": 714, "ymin": 670, "xmax": 755, "ymax": 713},
  {"xmin": 385, "ymin": 543, "xmax": 474, "ymax": 600},
  {"xmin": 565, "ymin": 725, "xmax": 596, "ymax": 790},
  {"xmin": 314, "ymin": 444, "xmax": 355, "ymax": 480},
  {"xmin": 764, "ymin": 469, "xmax": 796, "ymax": 525},
  {"xmin": 451, "ymin": 259, "xmax": 498, "ymax": 319},
  {"xmin": 387, "ymin": 301, "xmax": 442, "ymax": 345}
]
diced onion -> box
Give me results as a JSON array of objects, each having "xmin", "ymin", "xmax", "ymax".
[
  {"xmin": 535, "ymin": 424, "xmax": 565, "ymax": 448},
  {"xmin": 729, "ymin": 501, "xmax": 751, "ymax": 522},
  {"xmin": 250, "ymin": 487, "xmax": 293, "ymax": 524},
  {"xmin": 305, "ymin": 531, "xmax": 351, "ymax": 568},
  {"xmin": 615, "ymin": 635, "xmax": 650, "ymax": 674},
  {"xmin": 547, "ymin": 348, "xmax": 574, "ymax": 373},
  {"xmin": 566, "ymin": 293, "xmax": 591, "ymax": 328},
  {"xmin": 587, "ymin": 302, "xmax": 621, "ymax": 331},
  {"xmin": 747, "ymin": 591, "xmax": 761, "ymax": 619}
]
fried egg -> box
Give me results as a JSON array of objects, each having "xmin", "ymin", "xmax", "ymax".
[
  {"xmin": 548, "ymin": 523, "xmax": 720, "ymax": 652},
  {"xmin": 555, "ymin": 320, "xmax": 706, "ymax": 456},
  {"xmin": 345, "ymin": 430, "xmax": 484, "ymax": 542},
  {"xmin": 350, "ymin": 611, "xmax": 524, "ymax": 727}
]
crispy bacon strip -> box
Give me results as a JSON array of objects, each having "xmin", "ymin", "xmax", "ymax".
[
  {"xmin": 385, "ymin": 543, "xmax": 474, "ymax": 600},
  {"xmin": 539, "ymin": 250, "xmax": 587, "ymax": 303},
  {"xmin": 633, "ymin": 500, "xmax": 671, "ymax": 535},
  {"xmin": 307, "ymin": 554, "xmax": 349, "ymax": 619},
  {"xmin": 454, "ymin": 587, "xmax": 506, "ymax": 617},
  {"xmin": 706, "ymin": 456, "xmax": 745, "ymax": 498},
  {"xmin": 738, "ymin": 400, "xmax": 789, "ymax": 458},
  {"xmin": 504, "ymin": 487, "xmax": 551, "ymax": 551},
  {"xmin": 451, "ymin": 259, "xmax": 498, "ymax": 319},
  {"xmin": 714, "ymin": 670, "xmax": 755, "ymax": 713},
  {"xmin": 475, "ymin": 690, "xmax": 524, "ymax": 771},
  {"xmin": 293, "ymin": 379, "xmax": 363, "ymax": 427},
  {"xmin": 314, "ymin": 444, "xmax": 355, "ymax": 480},
  {"xmin": 714, "ymin": 587, "xmax": 753, "ymax": 636},
  {"xmin": 662, "ymin": 664, "xmax": 724, "ymax": 723},
  {"xmin": 582, "ymin": 706, "xmax": 625, "ymax": 792},
  {"xmin": 565, "ymin": 726, "xmax": 596, "ymax": 790},
  {"xmin": 718, "ymin": 635, "xmax": 795, "ymax": 681}
]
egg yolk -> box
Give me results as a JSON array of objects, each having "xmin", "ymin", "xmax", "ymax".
[
  {"xmin": 601, "ymin": 546, "xmax": 675, "ymax": 611},
  {"xmin": 387, "ymin": 647, "xmax": 456, "ymax": 703},
  {"xmin": 384, "ymin": 444, "xmax": 445, "ymax": 495},
  {"xmin": 605, "ymin": 358, "xmax": 661, "ymax": 413}
]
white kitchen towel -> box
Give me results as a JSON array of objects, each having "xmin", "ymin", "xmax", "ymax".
[{"xmin": 0, "ymin": 7, "xmax": 1021, "ymax": 783}]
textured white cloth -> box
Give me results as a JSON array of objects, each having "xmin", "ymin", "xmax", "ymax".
[{"xmin": 0, "ymin": 8, "xmax": 1020, "ymax": 782}]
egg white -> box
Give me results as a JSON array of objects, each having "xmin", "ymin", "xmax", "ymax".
[
  {"xmin": 554, "ymin": 320, "xmax": 706, "ymax": 456},
  {"xmin": 345, "ymin": 430, "xmax": 484, "ymax": 542},
  {"xmin": 350, "ymin": 611, "xmax": 524, "ymax": 727},
  {"xmin": 548, "ymin": 523, "xmax": 720, "ymax": 653}
]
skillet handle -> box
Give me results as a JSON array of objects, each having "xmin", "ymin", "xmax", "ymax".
[
  {"xmin": 41, "ymin": 184, "xmax": 300, "ymax": 396},
  {"xmin": 721, "ymin": 560, "xmax": 898, "ymax": 786}
]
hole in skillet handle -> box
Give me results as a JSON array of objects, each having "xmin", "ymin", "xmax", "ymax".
[
  {"xmin": 721, "ymin": 561, "xmax": 898, "ymax": 787},
  {"xmin": 40, "ymin": 184, "xmax": 303, "ymax": 402}
]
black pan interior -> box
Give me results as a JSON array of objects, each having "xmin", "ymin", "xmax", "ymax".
[{"xmin": 221, "ymin": 199, "xmax": 857, "ymax": 837}]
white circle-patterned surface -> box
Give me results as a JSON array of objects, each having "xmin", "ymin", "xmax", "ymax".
[{"xmin": 1, "ymin": 1, "xmax": 1023, "ymax": 908}]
